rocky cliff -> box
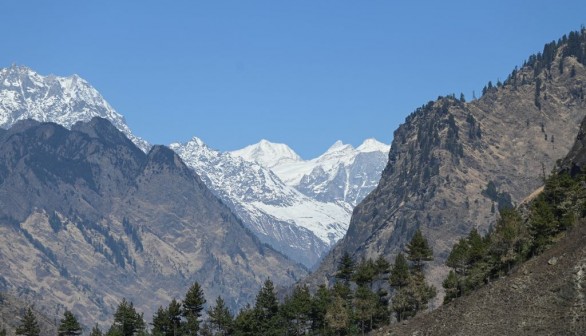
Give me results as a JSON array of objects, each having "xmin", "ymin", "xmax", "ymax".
[{"xmin": 309, "ymin": 30, "xmax": 586, "ymax": 288}]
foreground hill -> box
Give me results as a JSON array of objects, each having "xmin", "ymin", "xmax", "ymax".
[
  {"xmin": 0, "ymin": 118, "xmax": 306, "ymax": 328},
  {"xmin": 374, "ymin": 220, "xmax": 586, "ymax": 335},
  {"xmin": 309, "ymin": 29, "xmax": 586, "ymax": 289}
]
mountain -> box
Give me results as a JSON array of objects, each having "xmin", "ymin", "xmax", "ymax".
[
  {"xmin": 383, "ymin": 118, "xmax": 586, "ymax": 335},
  {"xmin": 0, "ymin": 118, "xmax": 307, "ymax": 328},
  {"xmin": 307, "ymin": 30, "xmax": 586, "ymax": 289},
  {"xmin": 0, "ymin": 65, "xmax": 149, "ymax": 151},
  {"xmin": 230, "ymin": 138, "xmax": 390, "ymax": 206},
  {"xmin": 169, "ymin": 138, "xmax": 352, "ymax": 268}
]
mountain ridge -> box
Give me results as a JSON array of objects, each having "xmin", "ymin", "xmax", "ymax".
[
  {"xmin": 307, "ymin": 29, "xmax": 586, "ymax": 292},
  {"xmin": 0, "ymin": 118, "xmax": 307, "ymax": 328}
]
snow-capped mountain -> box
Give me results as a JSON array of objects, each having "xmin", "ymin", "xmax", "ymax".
[
  {"xmin": 170, "ymin": 138, "xmax": 352, "ymax": 268},
  {"xmin": 0, "ymin": 65, "xmax": 149, "ymax": 151},
  {"xmin": 230, "ymin": 138, "xmax": 390, "ymax": 206}
]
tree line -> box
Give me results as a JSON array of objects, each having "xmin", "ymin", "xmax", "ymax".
[
  {"xmin": 7, "ymin": 230, "xmax": 437, "ymax": 336},
  {"xmin": 443, "ymin": 169, "xmax": 586, "ymax": 303}
]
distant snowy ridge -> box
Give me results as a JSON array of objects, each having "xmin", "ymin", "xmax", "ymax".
[
  {"xmin": 0, "ymin": 65, "xmax": 149, "ymax": 151},
  {"xmin": 170, "ymin": 138, "xmax": 352, "ymax": 267},
  {"xmin": 230, "ymin": 138, "xmax": 390, "ymax": 206}
]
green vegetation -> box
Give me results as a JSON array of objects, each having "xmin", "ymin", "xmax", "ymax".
[
  {"xmin": 58, "ymin": 310, "xmax": 82, "ymax": 336},
  {"xmin": 443, "ymin": 170, "xmax": 586, "ymax": 304},
  {"xmin": 7, "ymin": 231, "xmax": 435, "ymax": 335},
  {"xmin": 15, "ymin": 308, "xmax": 40, "ymax": 336}
]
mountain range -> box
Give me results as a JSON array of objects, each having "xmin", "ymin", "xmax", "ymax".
[
  {"xmin": 0, "ymin": 117, "xmax": 306, "ymax": 328},
  {"xmin": 0, "ymin": 64, "xmax": 389, "ymax": 268}
]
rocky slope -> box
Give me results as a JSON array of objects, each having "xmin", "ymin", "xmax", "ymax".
[
  {"xmin": 169, "ymin": 138, "xmax": 352, "ymax": 268},
  {"xmin": 309, "ymin": 30, "xmax": 586, "ymax": 289},
  {"xmin": 0, "ymin": 65, "xmax": 148, "ymax": 151},
  {"xmin": 231, "ymin": 138, "xmax": 390, "ymax": 206},
  {"xmin": 376, "ymin": 220, "xmax": 586, "ymax": 336},
  {"xmin": 0, "ymin": 118, "xmax": 306, "ymax": 329}
]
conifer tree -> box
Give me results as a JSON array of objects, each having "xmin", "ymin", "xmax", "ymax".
[
  {"xmin": 0, "ymin": 327, "xmax": 6, "ymax": 336},
  {"xmin": 254, "ymin": 279, "xmax": 281, "ymax": 335},
  {"xmin": 207, "ymin": 296, "xmax": 233, "ymax": 336},
  {"xmin": 336, "ymin": 252, "xmax": 355, "ymax": 284},
  {"xmin": 309, "ymin": 285, "xmax": 331, "ymax": 333},
  {"xmin": 182, "ymin": 282, "xmax": 206, "ymax": 335},
  {"xmin": 281, "ymin": 285, "xmax": 311, "ymax": 336},
  {"xmin": 406, "ymin": 229, "xmax": 433, "ymax": 271},
  {"xmin": 15, "ymin": 308, "xmax": 40, "ymax": 336},
  {"xmin": 232, "ymin": 304, "xmax": 256, "ymax": 336},
  {"xmin": 389, "ymin": 253, "xmax": 410, "ymax": 288},
  {"xmin": 89, "ymin": 324, "xmax": 103, "ymax": 336},
  {"xmin": 58, "ymin": 310, "xmax": 82, "ymax": 336},
  {"xmin": 108, "ymin": 298, "xmax": 145, "ymax": 336},
  {"xmin": 353, "ymin": 258, "xmax": 376, "ymax": 287},
  {"xmin": 353, "ymin": 286, "xmax": 379, "ymax": 333},
  {"xmin": 325, "ymin": 295, "xmax": 349, "ymax": 335},
  {"xmin": 151, "ymin": 306, "xmax": 169, "ymax": 336}
]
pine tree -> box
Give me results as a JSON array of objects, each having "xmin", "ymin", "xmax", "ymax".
[
  {"xmin": 309, "ymin": 285, "xmax": 331, "ymax": 333},
  {"xmin": 335, "ymin": 252, "xmax": 354, "ymax": 284},
  {"xmin": 406, "ymin": 229, "xmax": 433, "ymax": 271},
  {"xmin": 353, "ymin": 286, "xmax": 379, "ymax": 334},
  {"xmin": 58, "ymin": 310, "xmax": 82, "ymax": 336},
  {"xmin": 389, "ymin": 253, "xmax": 410, "ymax": 288},
  {"xmin": 167, "ymin": 299, "xmax": 182, "ymax": 336},
  {"xmin": 89, "ymin": 324, "xmax": 103, "ymax": 336},
  {"xmin": 442, "ymin": 270, "xmax": 459, "ymax": 304},
  {"xmin": 352, "ymin": 258, "xmax": 376, "ymax": 287},
  {"xmin": 108, "ymin": 298, "xmax": 145, "ymax": 336},
  {"xmin": 254, "ymin": 279, "xmax": 281, "ymax": 335},
  {"xmin": 182, "ymin": 282, "xmax": 206, "ymax": 335},
  {"xmin": 207, "ymin": 296, "xmax": 233, "ymax": 336},
  {"xmin": 375, "ymin": 255, "xmax": 391, "ymax": 277},
  {"xmin": 151, "ymin": 306, "xmax": 170, "ymax": 336},
  {"xmin": 232, "ymin": 304, "xmax": 256, "ymax": 336},
  {"xmin": 281, "ymin": 285, "xmax": 311, "ymax": 336},
  {"xmin": 15, "ymin": 308, "xmax": 40, "ymax": 336},
  {"xmin": 324, "ymin": 295, "xmax": 349, "ymax": 335},
  {"xmin": 0, "ymin": 327, "xmax": 6, "ymax": 336}
]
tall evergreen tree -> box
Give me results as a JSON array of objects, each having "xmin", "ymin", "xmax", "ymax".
[
  {"xmin": 89, "ymin": 324, "xmax": 103, "ymax": 336},
  {"xmin": 281, "ymin": 285, "xmax": 311, "ymax": 336},
  {"xmin": 254, "ymin": 279, "xmax": 281, "ymax": 335},
  {"xmin": 182, "ymin": 282, "xmax": 206, "ymax": 336},
  {"xmin": 232, "ymin": 304, "xmax": 256, "ymax": 336},
  {"xmin": 107, "ymin": 298, "xmax": 145, "ymax": 336},
  {"xmin": 58, "ymin": 310, "xmax": 82, "ymax": 336},
  {"xmin": 389, "ymin": 253, "xmax": 410, "ymax": 288},
  {"xmin": 336, "ymin": 252, "xmax": 355, "ymax": 284},
  {"xmin": 406, "ymin": 229, "xmax": 433, "ymax": 271},
  {"xmin": 15, "ymin": 308, "xmax": 40, "ymax": 336},
  {"xmin": 207, "ymin": 296, "xmax": 233, "ymax": 336},
  {"xmin": 325, "ymin": 295, "xmax": 349, "ymax": 335},
  {"xmin": 309, "ymin": 285, "xmax": 331, "ymax": 334}
]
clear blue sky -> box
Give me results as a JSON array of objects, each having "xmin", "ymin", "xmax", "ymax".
[{"xmin": 1, "ymin": 1, "xmax": 585, "ymax": 158}]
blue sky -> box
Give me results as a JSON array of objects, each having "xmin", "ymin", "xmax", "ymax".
[{"xmin": 1, "ymin": 1, "xmax": 585, "ymax": 158}]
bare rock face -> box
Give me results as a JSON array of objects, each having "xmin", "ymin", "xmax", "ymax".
[
  {"xmin": 309, "ymin": 31, "xmax": 586, "ymax": 289},
  {"xmin": 0, "ymin": 118, "xmax": 307, "ymax": 329}
]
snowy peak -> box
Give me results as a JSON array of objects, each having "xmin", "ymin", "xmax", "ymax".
[
  {"xmin": 357, "ymin": 138, "xmax": 390, "ymax": 153},
  {"xmin": 324, "ymin": 140, "xmax": 354, "ymax": 155},
  {"xmin": 0, "ymin": 65, "xmax": 149, "ymax": 152},
  {"xmin": 230, "ymin": 139, "xmax": 301, "ymax": 168}
]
